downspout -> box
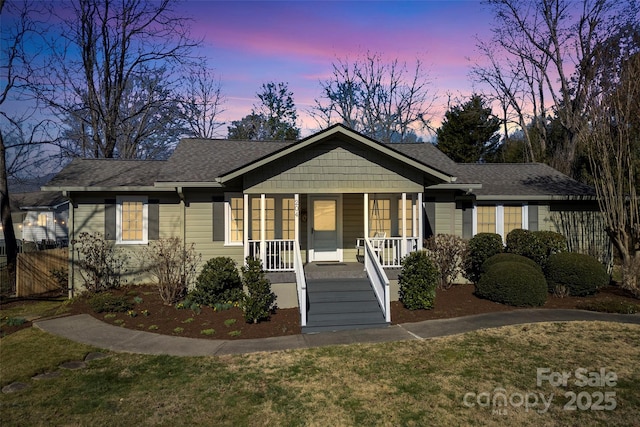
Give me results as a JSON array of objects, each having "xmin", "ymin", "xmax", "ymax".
[{"xmin": 64, "ymin": 191, "xmax": 75, "ymax": 300}]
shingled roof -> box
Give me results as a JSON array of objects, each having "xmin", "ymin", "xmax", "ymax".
[
  {"xmin": 156, "ymin": 139, "xmax": 293, "ymax": 183},
  {"xmin": 453, "ymin": 163, "xmax": 595, "ymax": 197},
  {"xmin": 44, "ymin": 126, "xmax": 595, "ymax": 198},
  {"xmin": 46, "ymin": 158, "xmax": 165, "ymax": 188}
]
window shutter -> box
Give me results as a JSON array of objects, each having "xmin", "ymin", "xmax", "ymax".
[
  {"xmin": 528, "ymin": 205, "xmax": 538, "ymax": 231},
  {"xmin": 212, "ymin": 196, "xmax": 225, "ymax": 241},
  {"xmin": 148, "ymin": 200, "xmax": 159, "ymax": 240},
  {"xmin": 104, "ymin": 199, "xmax": 116, "ymax": 240},
  {"xmin": 424, "ymin": 197, "xmax": 435, "ymax": 237},
  {"xmin": 462, "ymin": 206, "xmax": 473, "ymax": 239}
]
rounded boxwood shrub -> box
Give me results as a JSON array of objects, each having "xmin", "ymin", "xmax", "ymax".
[
  {"xmin": 190, "ymin": 257, "xmax": 243, "ymax": 307},
  {"xmin": 465, "ymin": 233, "xmax": 504, "ymax": 283},
  {"xmin": 482, "ymin": 253, "xmax": 541, "ymax": 272},
  {"xmin": 545, "ymin": 252, "xmax": 609, "ymax": 296},
  {"xmin": 88, "ymin": 292, "xmax": 134, "ymax": 313},
  {"xmin": 476, "ymin": 262, "xmax": 547, "ymax": 307},
  {"xmin": 398, "ymin": 250, "xmax": 438, "ymax": 310},
  {"xmin": 505, "ymin": 229, "xmax": 545, "ymax": 264},
  {"xmin": 534, "ymin": 231, "xmax": 568, "ymax": 258}
]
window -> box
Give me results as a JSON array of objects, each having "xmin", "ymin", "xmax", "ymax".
[
  {"xmin": 398, "ymin": 197, "xmax": 414, "ymax": 236},
  {"xmin": 474, "ymin": 204, "xmax": 527, "ymax": 240},
  {"xmin": 251, "ymin": 197, "xmax": 275, "ymax": 240},
  {"xmin": 477, "ymin": 206, "xmax": 496, "ymax": 234},
  {"xmin": 37, "ymin": 213, "xmax": 48, "ymax": 227},
  {"xmin": 369, "ymin": 198, "xmax": 390, "ymax": 237},
  {"xmin": 228, "ymin": 196, "xmax": 244, "ymax": 244},
  {"xmin": 116, "ymin": 196, "xmax": 148, "ymax": 244},
  {"xmin": 282, "ymin": 198, "xmax": 295, "ymax": 239},
  {"xmin": 503, "ymin": 206, "xmax": 523, "ymax": 237}
]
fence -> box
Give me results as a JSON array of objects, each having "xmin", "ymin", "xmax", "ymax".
[{"xmin": 16, "ymin": 248, "xmax": 68, "ymax": 297}]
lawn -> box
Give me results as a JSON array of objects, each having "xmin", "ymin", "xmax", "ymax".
[{"xmin": 1, "ymin": 321, "xmax": 639, "ymax": 426}]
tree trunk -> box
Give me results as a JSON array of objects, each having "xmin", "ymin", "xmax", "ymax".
[{"xmin": 0, "ymin": 130, "xmax": 18, "ymax": 291}]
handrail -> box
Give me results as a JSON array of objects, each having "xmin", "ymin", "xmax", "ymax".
[
  {"xmin": 248, "ymin": 239, "xmax": 295, "ymax": 272},
  {"xmin": 293, "ymin": 240, "xmax": 307, "ymax": 327},
  {"xmin": 364, "ymin": 237, "xmax": 391, "ymax": 323}
]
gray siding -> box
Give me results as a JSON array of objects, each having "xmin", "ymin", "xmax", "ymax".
[{"xmin": 245, "ymin": 139, "xmax": 424, "ymax": 194}]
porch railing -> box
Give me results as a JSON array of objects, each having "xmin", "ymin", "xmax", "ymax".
[
  {"xmin": 248, "ymin": 239, "xmax": 295, "ymax": 272},
  {"xmin": 371, "ymin": 236, "xmax": 420, "ymax": 268},
  {"xmin": 293, "ymin": 241, "xmax": 307, "ymax": 327},
  {"xmin": 364, "ymin": 237, "xmax": 391, "ymax": 323}
]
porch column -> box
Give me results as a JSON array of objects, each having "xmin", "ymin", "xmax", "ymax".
[
  {"xmin": 294, "ymin": 193, "xmax": 299, "ymax": 243},
  {"xmin": 401, "ymin": 192, "xmax": 407, "ymax": 257},
  {"xmin": 260, "ymin": 194, "xmax": 266, "ymax": 265},
  {"xmin": 363, "ymin": 193, "xmax": 369, "ymax": 239},
  {"xmin": 243, "ymin": 194, "xmax": 249, "ymax": 261},
  {"xmin": 417, "ymin": 192, "xmax": 423, "ymax": 250}
]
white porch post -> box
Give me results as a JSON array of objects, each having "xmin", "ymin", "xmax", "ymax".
[
  {"xmin": 243, "ymin": 194, "xmax": 249, "ymax": 261},
  {"xmin": 401, "ymin": 192, "xmax": 407, "ymax": 257},
  {"xmin": 260, "ymin": 194, "xmax": 266, "ymax": 265},
  {"xmin": 364, "ymin": 193, "xmax": 369, "ymax": 238},
  {"xmin": 294, "ymin": 193, "xmax": 299, "ymax": 242},
  {"xmin": 417, "ymin": 192, "xmax": 423, "ymax": 250}
]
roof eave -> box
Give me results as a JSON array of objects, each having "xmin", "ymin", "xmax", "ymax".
[
  {"xmin": 42, "ymin": 186, "xmax": 163, "ymax": 192},
  {"xmin": 475, "ymin": 194, "xmax": 597, "ymax": 201},
  {"xmin": 154, "ymin": 181, "xmax": 223, "ymax": 188}
]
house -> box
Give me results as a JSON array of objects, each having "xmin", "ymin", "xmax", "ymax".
[
  {"xmin": 43, "ymin": 125, "xmax": 605, "ymax": 331},
  {"xmin": 0, "ymin": 191, "xmax": 69, "ymax": 251}
]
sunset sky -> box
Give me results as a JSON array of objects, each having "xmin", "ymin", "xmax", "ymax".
[{"xmin": 182, "ymin": 0, "xmax": 495, "ymax": 137}]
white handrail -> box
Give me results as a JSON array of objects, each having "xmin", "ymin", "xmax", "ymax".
[
  {"xmin": 364, "ymin": 237, "xmax": 391, "ymax": 323},
  {"xmin": 293, "ymin": 241, "xmax": 307, "ymax": 327}
]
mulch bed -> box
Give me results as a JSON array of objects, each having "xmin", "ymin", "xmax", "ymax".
[{"xmin": 2, "ymin": 283, "xmax": 638, "ymax": 340}]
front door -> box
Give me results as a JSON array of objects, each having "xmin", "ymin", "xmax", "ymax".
[{"xmin": 309, "ymin": 195, "xmax": 342, "ymax": 262}]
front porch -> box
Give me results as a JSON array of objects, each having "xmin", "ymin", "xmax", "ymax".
[{"xmin": 243, "ymin": 192, "xmax": 424, "ymax": 271}]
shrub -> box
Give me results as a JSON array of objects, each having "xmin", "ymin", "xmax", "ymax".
[
  {"xmin": 534, "ymin": 231, "xmax": 568, "ymax": 261},
  {"xmin": 424, "ymin": 234, "xmax": 468, "ymax": 289},
  {"xmin": 49, "ymin": 267, "xmax": 69, "ymax": 293},
  {"xmin": 241, "ymin": 257, "xmax": 276, "ymax": 323},
  {"xmin": 74, "ymin": 232, "xmax": 127, "ymax": 293},
  {"xmin": 190, "ymin": 257, "xmax": 243, "ymax": 307},
  {"xmin": 505, "ymin": 229, "xmax": 546, "ymax": 264},
  {"xmin": 398, "ymin": 250, "xmax": 438, "ymax": 310},
  {"xmin": 545, "ymin": 252, "xmax": 609, "ymax": 297},
  {"xmin": 476, "ymin": 262, "xmax": 547, "ymax": 307},
  {"xmin": 482, "ymin": 253, "xmax": 541, "ymax": 272},
  {"xmin": 140, "ymin": 237, "xmax": 202, "ymax": 305},
  {"xmin": 465, "ymin": 233, "xmax": 504, "ymax": 283},
  {"xmin": 88, "ymin": 292, "xmax": 133, "ymax": 313}
]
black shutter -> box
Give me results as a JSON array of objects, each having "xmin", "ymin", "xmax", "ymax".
[
  {"xmin": 104, "ymin": 199, "xmax": 116, "ymax": 240},
  {"xmin": 148, "ymin": 200, "xmax": 159, "ymax": 240},
  {"xmin": 212, "ymin": 195, "xmax": 225, "ymax": 241}
]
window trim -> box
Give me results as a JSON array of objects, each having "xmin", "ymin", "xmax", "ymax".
[
  {"xmin": 116, "ymin": 195, "xmax": 148, "ymax": 245},
  {"xmin": 225, "ymin": 193, "xmax": 244, "ymax": 246},
  {"xmin": 472, "ymin": 203, "xmax": 528, "ymax": 241}
]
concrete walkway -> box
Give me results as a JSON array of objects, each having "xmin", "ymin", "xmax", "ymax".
[{"xmin": 34, "ymin": 310, "xmax": 640, "ymax": 357}]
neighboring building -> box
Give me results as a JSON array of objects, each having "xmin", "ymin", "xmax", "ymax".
[
  {"xmin": 44, "ymin": 125, "xmax": 605, "ymax": 330},
  {"xmin": 1, "ymin": 191, "xmax": 69, "ymax": 247}
]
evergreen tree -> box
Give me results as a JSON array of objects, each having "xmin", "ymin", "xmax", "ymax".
[{"xmin": 436, "ymin": 94, "xmax": 501, "ymax": 163}]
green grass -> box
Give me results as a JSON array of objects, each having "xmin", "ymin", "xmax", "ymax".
[{"xmin": 1, "ymin": 322, "xmax": 639, "ymax": 426}]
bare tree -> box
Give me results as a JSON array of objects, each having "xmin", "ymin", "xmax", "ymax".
[
  {"xmin": 582, "ymin": 53, "xmax": 640, "ymax": 295},
  {"xmin": 472, "ymin": 0, "xmax": 638, "ymax": 177},
  {"xmin": 33, "ymin": 0, "xmax": 199, "ymax": 159},
  {"xmin": 0, "ymin": 0, "xmax": 47, "ymax": 287},
  {"xmin": 313, "ymin": 52, "xmax": 436, "ymax": 142},
  {"xmin": 181, "ymin": 62, "xmax": 226, "ymax": 139}
]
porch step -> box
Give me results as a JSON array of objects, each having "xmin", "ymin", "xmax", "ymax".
[{"xmin": 303, "ymin": 278, "xmax": 389, "ymax": 333}]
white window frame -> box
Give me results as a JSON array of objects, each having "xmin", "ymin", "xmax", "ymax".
[
  {"xmin": 225, "ymin": 193, "xmax": 244, "ymax": 246},
  {"xmin": 473, "ymin": 204, "xmax": 528, "ymax": 241},
  {"xmin": 116, "ymin": 195, "xmax": 148, "ymax": 245}
]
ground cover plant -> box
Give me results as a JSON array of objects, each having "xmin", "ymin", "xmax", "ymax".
[{"xmin": 1, "ymin": 322, "xmax": 639, "ymax": 426}]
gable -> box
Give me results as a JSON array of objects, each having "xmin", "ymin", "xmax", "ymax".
[{"xmin": 244, "ymin": 138, "xmax": 428, "ymax": 194}]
